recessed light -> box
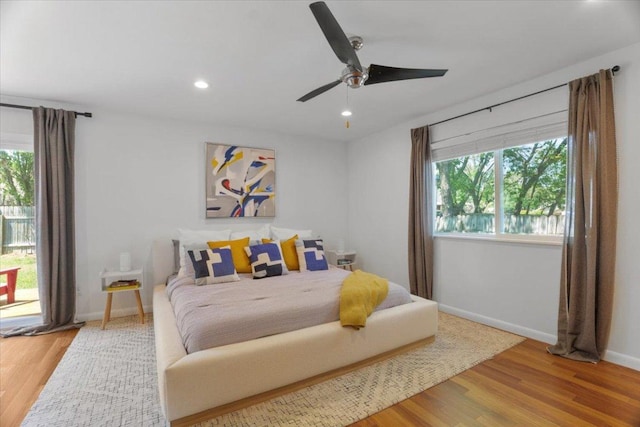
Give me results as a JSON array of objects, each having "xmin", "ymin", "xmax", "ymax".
[
  {"xmin": 341, "ymin": 110, "xmax": 352, "ymax": 117},
  {"xmin": 194, "ymin": 80, "xmax": 209, "ymax": 89}
]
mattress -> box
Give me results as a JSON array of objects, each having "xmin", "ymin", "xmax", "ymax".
[{"xmin": 167, "ymin": 267, "xmax": 413, "ymax": 353}]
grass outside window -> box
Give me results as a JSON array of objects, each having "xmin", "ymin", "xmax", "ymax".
[{"xmin": 1, "ymin": 252, "xmax": 37, "ymax": 289}]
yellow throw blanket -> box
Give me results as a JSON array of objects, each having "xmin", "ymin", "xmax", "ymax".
[{"xmin": 340, "ymin": 270, "xmax": 389, "ymax": 329}]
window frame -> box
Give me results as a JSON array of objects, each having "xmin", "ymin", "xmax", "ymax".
[{"xmin": 432, "ymin": 138, "xmax": 567, "ymax": 246}]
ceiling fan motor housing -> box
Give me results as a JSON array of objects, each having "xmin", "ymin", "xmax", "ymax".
[{"xmin": 341, "ymin": 66, "xmax": 368, "ymax": 88}]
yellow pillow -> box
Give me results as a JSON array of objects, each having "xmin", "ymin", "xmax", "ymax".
[
  {"xmin": 208, "ymin": 237, "xmax": 251, "ymax": 273},
  {"xmin": 262, "ymin": 234, "xmax": 299, "ymax": 271}
]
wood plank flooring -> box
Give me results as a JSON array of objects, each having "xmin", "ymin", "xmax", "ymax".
[
  {"xmin": 1, "ymin": 329, "xmax": 639, "ymax": 426},
  {"xmin": 0, "ymin": 328, "xmax": 79, "ymax": 427},
  {"xmin": 351, "ymin": 339, "xmax": 640, "ymax": 427}
]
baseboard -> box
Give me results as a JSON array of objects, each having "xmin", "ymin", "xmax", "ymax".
[
  {"xmin": 603, "ymin": 349, "xmax": 640, "ymax": 371},
  {"xmin": 438, "ymin": 304, "xmax": 557, "ymax": 344},
  {"xmin": 76, "ymin": 304, "xmax": 152, "ymax": 323},
  {"xmin": 438, "ymin": 304, "xmax": 640, "ymax": 372}
]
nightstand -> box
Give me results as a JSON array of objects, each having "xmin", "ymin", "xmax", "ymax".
[
  {"xmin": 326, "ymin": 250, "xmax": 357, "ymax": 271},
  {"xmin": 100, "ymin": 268, "xmax": 144, "ymax": 329}
]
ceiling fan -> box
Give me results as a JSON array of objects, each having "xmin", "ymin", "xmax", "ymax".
[{"xmin": 297, "ymin": 1, "xmax": 448, "ymax": 102}]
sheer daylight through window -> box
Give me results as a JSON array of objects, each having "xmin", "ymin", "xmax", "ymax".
[{"xmin": 435, "ymin": 137, "xmax": 567, "ymax": 239}]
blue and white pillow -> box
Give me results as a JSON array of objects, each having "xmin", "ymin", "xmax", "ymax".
[
  {"xmin": 187, "ymin": 247, "xmax": 240, "ymax": 285},
  {"xmin": 295, "ymin": 239, "xmax": 329, "ymax": 271},
  {"xmin": 244, "ymin": 243, "xmax": 288, "ymax": 279},
  {"xmin": 182, "ymin": 243, "xmax": 209, "ymax": 278}
]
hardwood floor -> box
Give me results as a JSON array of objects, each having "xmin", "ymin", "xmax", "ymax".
[
  {"xmin": 351, "ymin": 340, "xmax": 640, "ymax": 427},
  {"xmin": 1, "ymin": 330, "xmax": 639, "ymax": 426},
  {"xmin": 0, "ymin": 328, "xmax": 79, "ymax": 427}
]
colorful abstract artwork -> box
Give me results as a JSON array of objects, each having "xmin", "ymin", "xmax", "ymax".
[{"xmin": 205, "ymin": 143, "xmax": 275, "ymax": 218}]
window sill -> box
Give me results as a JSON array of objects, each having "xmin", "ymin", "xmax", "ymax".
[{"xmin": 434, "ymin": 233, "xmax": 563, "ymax": 247}]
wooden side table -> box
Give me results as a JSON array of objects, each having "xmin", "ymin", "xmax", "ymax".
[{"xmin": 100, "ymin": 269, "xmax": 144, "ymax": 329}]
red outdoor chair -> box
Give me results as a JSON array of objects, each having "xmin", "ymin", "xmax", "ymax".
[{"xmin": 0, "ymin": 267, "xmax": 20, "ymax": 304}]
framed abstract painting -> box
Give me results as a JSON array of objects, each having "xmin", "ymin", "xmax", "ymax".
[{"xmin": 205, "ymin": 143, "xmax": 276, "ymax": 218}]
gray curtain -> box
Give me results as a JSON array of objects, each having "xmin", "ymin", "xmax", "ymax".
[
  {"xmin": 548, "ymin": 69, "xmax": 617, "ymax": 363},
  {"xmin": 1, "ymin": 107, "xmax": 83, "ymax": 336},
  {"xmin": 408, "ymin": 126, "xmax": 434, "ymax": 299}
]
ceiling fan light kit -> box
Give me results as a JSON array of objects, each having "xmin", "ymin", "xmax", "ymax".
[
  {"xmin": 297, "ymin": 1, "xmax": 448, "ymax": 103},
  {"xmin": 194, "ymin": 80, "xmax": 209, "ymax": 89}
]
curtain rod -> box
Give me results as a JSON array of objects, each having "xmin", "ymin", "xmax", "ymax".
[
  {"xmin": 0, "ymin": 102, "xmax": 93, "ymax": 118},
  {"xmin": 429, "ymin": 65, "xmax": 620, "ymax": 127}
]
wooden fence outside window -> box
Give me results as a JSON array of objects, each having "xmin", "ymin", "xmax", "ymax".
[{"xmin": 0, "ymin": 206, "xmax": 35, "ymax": 254}]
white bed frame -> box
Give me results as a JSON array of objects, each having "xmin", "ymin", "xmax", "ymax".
[{"xmin": 151, "ymin": 239, "xmax": 438, "ymax": 425}]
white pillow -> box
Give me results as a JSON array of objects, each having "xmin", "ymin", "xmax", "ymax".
[
  {"xmin": 270, "ymin": 226, "xmax": 313, "ymax": 241},
  {"xmin": 230, "ymin": 224, "xmax": 271, "ymax": 241},
  {"xmin": 178, "ymin": 228, "xmax": 232, "ymax": 270}
]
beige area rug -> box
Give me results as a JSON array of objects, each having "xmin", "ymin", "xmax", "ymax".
[{"xmin": 23, "ymin": 312, "xmax": 524, "ymax": 427}]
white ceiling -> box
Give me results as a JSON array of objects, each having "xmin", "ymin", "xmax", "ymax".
[{"xmin": 2, "ymin": 1, "xmax": 639, "ymax": 142}]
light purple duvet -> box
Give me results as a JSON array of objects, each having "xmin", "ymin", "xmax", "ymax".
[{"xmin": 166, "ymin": 267, "xmax": 413, "ymax": 353}]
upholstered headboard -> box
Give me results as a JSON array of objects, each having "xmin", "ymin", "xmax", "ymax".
[{"xmin": 151, "ymin": 239, "xmax": 176, "ymax": 285}]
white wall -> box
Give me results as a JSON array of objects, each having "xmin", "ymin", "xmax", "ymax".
[
  {"xmin": 347, "ymin": 42, "xmax": 640, "ymax": 370},
  {"xmin": 1, "ymin": 101, "xmax": 348, "ymax": 321},
  {"xmin": 2, "ymin": 42, "xmax": 638, "ymax": 370}
]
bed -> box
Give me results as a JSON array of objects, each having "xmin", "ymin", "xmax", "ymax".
[{"xmin": 151, "ymin": 238, "xmax": 438, "ymax": 425}]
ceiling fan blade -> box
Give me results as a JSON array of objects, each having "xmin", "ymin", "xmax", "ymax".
[
  {"xmin": 364, "ymin": 64, "xmax": 448, "ymax": 86},
  {"xmin": 297, "ymin": 79, "xmax": 342, "ymax": 102},
  {"xmin": 309, "ymin": 2, "xmax": 362, "ymax": 71}
]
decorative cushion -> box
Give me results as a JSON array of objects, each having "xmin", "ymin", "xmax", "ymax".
[
  {"xmin": 207, "ymin": 237, "xmax": 252, "ymax": 273},
  {"xmin": 262, "ymin": 234, "xmax": 299, "ymax": 271},
  {"xmin": 178, "ymin": 228, "xmax": 232, "ymax": 270},
  {"xmin": 187, "ymin": 247, "xmax": 240, "ymax": 285},
  {"xmin": 270, "ymin": 226, "xmax": 313, "ymax": 241},
  {"xmin": 244, "ymin": 243, "xmax": 288, "ymax": 279},
  {"xmin": 296, "ymin": 239, "xmax": 329, "ymax": 271},
  {"xmin": 181, "ymin": 243, "xmax": 209, "ymax": 277}
]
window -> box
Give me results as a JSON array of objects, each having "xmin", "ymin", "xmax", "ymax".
[
  {"xmin": 435, "ymin": 152, "xmax": 495, "ymax": 233},
  {"xmin": 434, "ymin": 136, "xmax": 567, "ymax": 240},
  {"xmin": 0, "ymin": 132, "xmax": 40, "ymax": 324}
]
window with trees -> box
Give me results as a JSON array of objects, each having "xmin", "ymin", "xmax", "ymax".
[
  {"xmin": 434, "ymin": 136, "xmax": 567, "ymax": 239},
  {"xmin": 0, "ymin": 150, "xmax": 34, "ymax": 205}
]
